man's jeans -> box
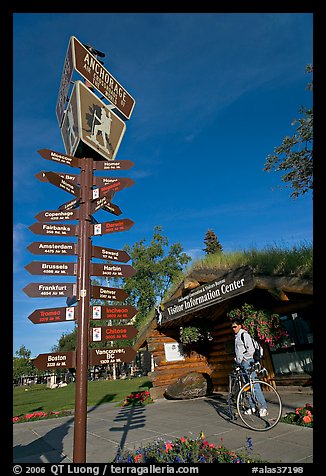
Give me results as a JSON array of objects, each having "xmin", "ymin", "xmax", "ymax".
[{"xmin": 241, "ymin": 359, "xmax": 267, "ymax": 410}]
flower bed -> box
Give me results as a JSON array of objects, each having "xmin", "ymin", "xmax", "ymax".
[
  {"xmin": 113, "ymin": 433, "xmax": 261, "ymax": 463},
  {"xmin": 121, "ymin": 390, "xmax": 153, "ymax": 406},
  {"xmin": 281, "ymin": 403, "xmax": 313, "ymax": 427},
  {"xmin": 13, "ymin": 409, "xmax": 73, "ymax": 424}
]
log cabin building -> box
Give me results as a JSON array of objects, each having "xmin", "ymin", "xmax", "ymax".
[{"xmin": 133, "ymin": 265, "xmax": 313, "ymax": 399}]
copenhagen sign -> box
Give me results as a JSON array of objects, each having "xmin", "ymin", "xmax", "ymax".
[{"xmin": 161, "ymin": 266, "xmax": 255, "ymax": 323}]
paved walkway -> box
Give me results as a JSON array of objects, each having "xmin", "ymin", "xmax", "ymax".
[{"xmin": 13, "ymin": 388, "xmax": 313, "ymax": 464}]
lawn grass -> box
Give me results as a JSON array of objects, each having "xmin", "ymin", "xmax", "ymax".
[{"xmin": 13, "ymin": 377, "xmax": 152, "ymax": 417}]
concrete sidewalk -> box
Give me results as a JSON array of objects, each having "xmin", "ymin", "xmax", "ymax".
[{"xmin": 13, "ymin": 387, "xmax": 313, "ymax": 464}]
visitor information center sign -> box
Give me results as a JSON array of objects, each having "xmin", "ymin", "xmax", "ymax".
[{"xmin": 161, "ymin": 266, "xmax": 254, "ymax": 323}]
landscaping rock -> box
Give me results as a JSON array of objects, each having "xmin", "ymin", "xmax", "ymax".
[{"xmin": 164, "ymin": 371, "xmax": 213, "ymax": 399}]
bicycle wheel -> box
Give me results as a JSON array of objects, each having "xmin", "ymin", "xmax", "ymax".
[
  {"xmin": 227, "ymin": 376, "xmax": 240, "ymax": 421},
  {"xmin": 237, "ymin": 380, "xmax": 282, "ymax": 431}
]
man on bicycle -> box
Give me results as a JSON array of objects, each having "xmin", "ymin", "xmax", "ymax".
[{"xmin": 231, "ymin": 318, "xmax": 268, "ymax": 417}]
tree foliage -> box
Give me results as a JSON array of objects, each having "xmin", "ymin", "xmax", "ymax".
[
  {"xmin": 264, "ymin": 64, "xmax": 313, "ymax": 199},
  {"xmin": 13, "ymin": 345, "xmax": 36, "ymax": 380},
  {"xmin": 123, "ymin": 225, "xmax": 191, "ymax": 326},
  {"xmin": 203, "ymin": 229, "xmax": 223, "ymax": 254}
]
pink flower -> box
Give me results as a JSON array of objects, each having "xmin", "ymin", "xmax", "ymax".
[{"xmin": 164, "ymin": 442, "xmax": 173, "ymax": 452}]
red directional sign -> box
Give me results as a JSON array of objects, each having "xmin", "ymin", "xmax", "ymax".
[
  {"xmin": 93, "ymin": 177, "xmax": 135, "ymax": 192},
  {"xmin": 91, "ymin": 218, "xmax": 134, "ymax": 236},
  {"xmin": 33, "ymin": 351, "xmax": 76, "ymax": 370},
  {"xmin": 91, "ymin": 305, "xmax": 137, "ymax": 320},
  {"xmin": 90, "ymin": 325, "xmax": 138, "ymax": 342},
  {"xmin": 94, "ymin": 159, "xmax": 134, "ymax": 171},
  {"xmin": 23, "ymin": 282, "xmax": 77, "ymax": 298},
  {"xmin": 89, "ymin": 347, "xmax": 137, "ymax": 366},
  {"xmin": 44, "ymin": 171, "xmax": 80, "ymax": 197},
  {"xmin": 91, "ymin": 263, "xmax": 136, "ymax": 278},
  {"xmin": 25, "ymin": 261, "xmax": 77, "ymax": 276},
  {"xmin": 37, "ymin": 149, "xmax": 80, "ymax": 168},
  {"xmin": 27, "ymin": 242, "xmax": 77, "ymax": 256},
  {"xmin": 35, "ymin": 210, "xmax": 79, "ymax": 222},
  {"xmin": 91, "ymin": 285, "xmax": 129, "ymax": 301},
  {"xmin": 29, "ymin": 223, "xmax": 78, "ymax": 236},
  {"xmin": 28, "ymin": 306, "xmax": 77, "ymax": 324},
  {"xmin": 72, "ymin": 36, "xmax": 135, "ymax": 120},
  {"xmin": 91, "ymin": 245, "xmax": 131, "ymax": 262}
]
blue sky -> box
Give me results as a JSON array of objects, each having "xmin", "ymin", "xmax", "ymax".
[{"xmin": 13, "ymin": 13, "xmax": 313, "ymax": 359}]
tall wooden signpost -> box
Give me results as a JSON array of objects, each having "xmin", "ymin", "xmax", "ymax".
[{"xmin": 24, "ymin": 37, "xmax": 137, "ymax": 463}]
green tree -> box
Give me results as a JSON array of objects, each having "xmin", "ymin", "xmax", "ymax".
[
  {"xmin": 264, "ymin": 65, "xmax": 313, "ymax": 199},
  {"xmin": 52, "ymin": 326, "xmax": 78, "ymax": 352},
  {"xmin": 13, "ymin": 345, "xmax": 35, "ymax": 381},
  {"xmin": 123, "ymin": 225, "xmax": 191, "ymax": 326},
  {"xmin": 203, "ymin": 229, "xmax": 223, "ymax": 254}
]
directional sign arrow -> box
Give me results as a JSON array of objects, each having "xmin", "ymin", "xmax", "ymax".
[
  {"xmin": 33, "ymin": 351, "xmax": 76, "ymax": 370},
  {"xmin": 90, "ymin": 325, "xmax": 138, "ymax": 343},
  {"xmin": 25, "ymin": 261, "xmax": 77, "ymax": 276},
  {"xmin": 91, "ymin": 245, "xmax": 131, "ymax": 263},
  {"xmin": 91, "ymin": 263, "xmax": 136, "ymax": 278},
  {"xmin": 91, "ymin": 219, "xmax": 134, "ymax": 236},
  {"xmin": 91, "ymin": 305, "xmax": 138, "ymax": 320},
  {"xmin": 28, "ymin": 306, "xmax": 77, "ymax": 324},
  {"xmin": 91, "ymin": 285, "xmax": 129, "ymax": 301},
  {"xmin": 27, "ymin": 242, "xmax": 77, "ymax": 256},
  {"xmin": 58, "ymin": 197, "xmax": 80, "ymax": 211},
  {"xmin": 93, "ymin": 177, "xmax": 135, "ymax": 192},
  {"xmin": 29, "ymin": 223, "xmax": 78, "ymax": 236},
  {"xmin": 37, "ymin": 149, "xmax": 81, "ymax": 168},
  {"xmin": 92, "ymin": 185, "xmax": 115, "ymax": 201},
  {"xmin": 44, "ymin": 171, "xmax": 80, "ymax": 197},
  {"xmin": 93, "ymin": 159, "xmax": 134, "ymax": 171},
  {"xmin": 35, "ymin": 209, "xmax": 79, "ymax": 222},
  {"xmin": 90, "ymin": 195, "xmax": 122, "ymax": 216},
  {"xmin": 89, "ymin": 347, "xmax": 137, "ymax": 366},
  {"xmin": 23, "ymin": 282, "xmax": 77, "ymax": 298},
  {"xmin": 36, "ymin": 171, "xmax": 79, "ymax": 184}
]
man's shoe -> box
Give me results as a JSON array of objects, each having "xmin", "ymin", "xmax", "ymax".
[
  {"xmin": 259, "ymin": 408, "xmax": 268, "ymax": 417},
  {"xmin": 244, "ymin": 408, "xmax": 256, "ymax": 415}
]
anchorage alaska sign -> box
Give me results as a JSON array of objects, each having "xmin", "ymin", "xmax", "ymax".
[{"xmin": 161, "ymin": 266, "xmax": 254, "ymax": 323}]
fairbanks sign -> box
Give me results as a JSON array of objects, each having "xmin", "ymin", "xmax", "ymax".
[{"xmin": 161, "ymin": 266, "xmax": 254, "ymax": 324}]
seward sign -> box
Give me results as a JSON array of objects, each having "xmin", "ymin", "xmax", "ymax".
[{"xmin": 161, "ymin": 266, "xmax": 254, "ymax": 324}]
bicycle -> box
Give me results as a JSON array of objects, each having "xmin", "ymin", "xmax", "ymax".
[{"xmin": 227, "ymin": 361, "xmax": 282, "ymax": 431}]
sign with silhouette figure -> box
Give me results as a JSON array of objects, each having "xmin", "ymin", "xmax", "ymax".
[{"xmin": 61, "ymin": 81, "xmax": 126, "ymax": 162}]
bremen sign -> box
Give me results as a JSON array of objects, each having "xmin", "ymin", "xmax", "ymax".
[
  {"xmin": 90, "ymin": 325, "xmax": 138, "ymax": 342},
  {"xmin": 29, "ymin": 223, "xmax": 78, "ymax": 236},
  {"xmin": 28, "ymin": 306, "xmax": 77, "ymax": 324},
  {"xmin": 91, "ymin": 218, "xmax": 134, "ymax": 236},
  {"xmin": 91, "ymin": 285, "xmax": 129, "ymax": 301},
  {"xmin": 92, "ymin": 245, "xmax": 130, "ymax": 262},
  {"xmin": 23, "ymin": 282, "xmax": 77, "ymax": 298},
  {"xmin": 25, "ymin": 261, "xmax": 77, "ymax": 276},
  {"xmin": 91, "ymin": 263, "xmax": 136, "ymax": 278},
  {"xmin": 91, "ymin": 305, "xmax": 137, "ymax": 320},
  {"xmin": 33, "ymin": 352, "xmax": 76, "ymax": 370},
  {"xmin": 89, "ymin": 347, "xmax": 137, "ymax": 366},
  {"xmin": 71, "ymin": 36, "xmax": 135, "ymax": 120},
  {"xmin": 27, "ymin": 242, "xmax": 77, "ymax": 256}
]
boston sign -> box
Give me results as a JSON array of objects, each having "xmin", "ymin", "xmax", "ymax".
[{"xmin": 161, "ymin": 266, "xmax": 254, "ymax": 323}]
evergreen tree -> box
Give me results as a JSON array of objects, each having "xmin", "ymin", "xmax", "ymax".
[{"xmin": 203, "ymin": 229, "xmax": 223, "ymax": 254}]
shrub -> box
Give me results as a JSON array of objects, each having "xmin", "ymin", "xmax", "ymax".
[{"xmin": 281, "ymin": 403, "xmax": 313, "ymax": 427}]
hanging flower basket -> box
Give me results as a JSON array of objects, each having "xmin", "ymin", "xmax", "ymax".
[
  {"xmin": 227, "ymin": 303, "xmax": 288, "ymax": 349},
  {"xmin": 179, "ymin": 324, "xmax": 213, "ymax": 346}
]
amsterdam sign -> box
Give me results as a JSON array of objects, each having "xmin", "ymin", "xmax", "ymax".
[{"xmin": 27, "ymin": 241, "xmax": 77, "ymax": 255}]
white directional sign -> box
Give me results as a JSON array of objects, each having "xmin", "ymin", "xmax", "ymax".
[{"xmin": 61, "ymin": 81, "xmax": 126, "ymax": 162}]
